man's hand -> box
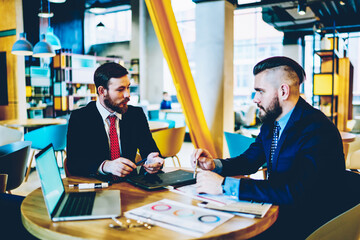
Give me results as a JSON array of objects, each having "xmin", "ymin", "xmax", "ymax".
[
  {"xmin": 190, "ymin": 149, "xmax": 215, "ymax": 171},
  {"xmin": 143, "ymin": 152, "xmax": 164, "ymax": 174},
  {"xmin": 196, "ymin": 171, "xmax": 224, "ymax": 195},
  {"xmin": 103, "ymin": 158, "xmax": 137, "ymax": 177}
]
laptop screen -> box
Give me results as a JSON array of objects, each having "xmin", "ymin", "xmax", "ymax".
[{"xmin": 35, "ymin": 144, "xmax": 65, "ymax": 215}]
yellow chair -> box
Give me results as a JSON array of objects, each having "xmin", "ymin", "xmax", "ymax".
[
  {"xmin": 346, "ymin": 136, "xmax": 360, "ymax": 172},
  {"xmin": 151, "ymin": 126, "xmax": 186, "ymax": 167},
  {"xmin": 306, "ymin": 203, "xmax": 360, "ymax": 240},
  {"xmin": 63, "ymin": 156, "xmax": 71, "ymax": 177}
]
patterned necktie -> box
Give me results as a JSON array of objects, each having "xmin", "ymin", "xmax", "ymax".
[
  {"xmin": 268, "ymin": 121, "xmax": 280, "ymax": 179},
  {"xmin": 108, "ymin": 115, "xmax": 120, "ymax": 181}
]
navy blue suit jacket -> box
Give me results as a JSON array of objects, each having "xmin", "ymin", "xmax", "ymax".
[
  {"xmin": 220, "ymin": 97, "xmax": 350, "ymax": 237},
  {"xmin": 66, "ymin": 101, "xmax": 159, "ymax": 177}
]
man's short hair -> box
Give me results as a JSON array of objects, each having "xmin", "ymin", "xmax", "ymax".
[
  {"xmin": 94, "ymin": 62, "xmax": 128, "ymax": 93},
  {"xmin": 253, "ymin": 56, "xmax": 306, "ymax": 85}
]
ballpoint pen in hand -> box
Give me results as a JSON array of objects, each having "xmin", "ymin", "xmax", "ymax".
[
  {"xmin": 193, "ymin": 157, "xmax": 198, "ymax": 178},
  {"xmin": 136, "ymin": 157, "xmax": 147, "ymax": 166}
]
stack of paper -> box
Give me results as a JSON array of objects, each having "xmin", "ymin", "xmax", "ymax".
[{"xmin": 170, "ymin": 184, "xmax": 272, "ymax": 218}]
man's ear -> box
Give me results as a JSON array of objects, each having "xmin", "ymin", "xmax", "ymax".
[
  {"xmin": 279, "ymin": 84, "xmax": 290, "ymax": 100},
  {"xmin": 98, "ymin": 86, "xmax": 105, "ymax": 96}
]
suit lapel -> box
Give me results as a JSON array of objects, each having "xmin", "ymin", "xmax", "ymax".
[
  {"xmin": 119, "ymin": 115, "xmax": 126, "ymax": 157},
  {"xmin": 260, "ymin": 123, "xmax": 273, "ymax": 168},
  {"xmin": 89, "ymin": 102, "xmax": 111, "ymax": 159},
  {"xmin": 271, "ymin": 98, "xmax": 305, "ymax": 170},
  {"xmin": 120, "ymin": 110, "xmax": 133, "ymax": 159}
]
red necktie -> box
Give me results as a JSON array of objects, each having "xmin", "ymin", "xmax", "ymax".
[{"xmin": 108, "ymin": 115, "xmax": 121, "ymax": 181}]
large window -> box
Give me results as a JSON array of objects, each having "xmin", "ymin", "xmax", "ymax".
[
  {"xmin": 164, "ymin": 3, "xmax": 283, "ymax": 105},
  {"xmin": 163, "ymin": 0, "xmax": 196, "ymax": 96},
  {"xmin": 84, "ymin": 8, "xmax": 132, "ymax": 53},
  {"xmin": 165, "ymin": 3, "xmax": 283, "ymax": 100},
  {"xmin": 233, "ymin": 8, "xmax": 283, "ymax": 104},
  {"xmin": 348, "ymin": 32, "xmax": 360, "ymax": 102},
  {"xmin": 165, "ymin": 2, "xmax": 360, "ymax": 122}
]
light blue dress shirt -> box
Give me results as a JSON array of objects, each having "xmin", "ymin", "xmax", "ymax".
[{"xmin": 214, "ymin": 107, "xmax": 295, "ymax": 198}]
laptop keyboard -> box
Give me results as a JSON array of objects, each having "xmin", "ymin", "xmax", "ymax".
[{"xmin": 59, "ymin": 192, "xmax": 96, "ymax": 217}]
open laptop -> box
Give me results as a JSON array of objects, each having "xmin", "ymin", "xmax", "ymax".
[{"xmin": 35, "ymin": 144, "xmax": 121, "ymax": 222}]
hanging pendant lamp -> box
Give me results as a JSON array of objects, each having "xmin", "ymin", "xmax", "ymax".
[
  {"xmin": 297, "ymin": 0, "xmax": 306, "ymax": 15},
  {"xmin": 11, "ymin": 33, "xmax": 33, "ymax": 56},
  {"xmin": 38, "ymin": 0, "xmax": 54, "ymax": 18},
  {"xmin": 33, "ymin": 34, "xmax": 55, "ymax": 58},
  {"xmin": 89, "ymin": 0, "xmax": 106, "ymax": 14},
  {"xmin": 45, "ymin": 27, "xmax": 61, "ymax": 50},
  {"xmin": 48, "ymin": 0, "xmax": 66, "ymax": 3}
]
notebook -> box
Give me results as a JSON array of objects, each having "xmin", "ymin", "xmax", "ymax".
[
  {"xmin": 35, "ymin": 144, "xmax": 121, "ymax": 222},
  {"xmin": 127, "ymin": 169, "xmax": 196, "ymax": 190}
]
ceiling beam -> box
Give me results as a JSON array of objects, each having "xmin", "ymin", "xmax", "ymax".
[
  {"xmin": 320, "ymin": 1, "xmax": 332, "ymax": 16},
  {"xmin": 329, "ymin": 1, "xmax": 339, "ymax": 15},
  {"xmin": 85, "ymin": 0, "xmax": 130, "ymax": 9},
  {"xmin": 236, "ymin": 0, "xmax": 326, "ymax": 9},
  {"xmin": 348, "ymin": 0, "xmax": 358, "ymax": 13}
]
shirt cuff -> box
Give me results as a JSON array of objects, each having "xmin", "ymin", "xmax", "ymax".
[
  {"xmin": 98, "ymin": 161, "xmax": 107, "ymax": 175},
  {"xmin": 213, "ymin": 159, "xmax": 223, "ymax": 174},
  {"xmin": 222, "ymin": 177, "xmax": 240, "ymax": 199}
]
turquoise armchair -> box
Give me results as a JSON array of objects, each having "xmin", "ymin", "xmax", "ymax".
[
  {"xmin": 24, "ymin": 124, "xmax": 68, "ymax": 181},
  {"xmin": 224, "ymin": 131, "xmax": 267, "ymax": 179}
]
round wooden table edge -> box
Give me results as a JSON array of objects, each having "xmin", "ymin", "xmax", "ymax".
[{"xmin": 21, "ymin": 176, "xmax": 279, "ymax": 240}]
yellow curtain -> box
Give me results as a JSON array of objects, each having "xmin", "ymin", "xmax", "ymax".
[{"xmin": 145, "ymin": 0, "xmax": 217, "ymax": 157}]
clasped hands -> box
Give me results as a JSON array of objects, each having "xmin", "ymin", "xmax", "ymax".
[
  {"xmin": 190, "ymin": 149, "xmax": 224, "ymax": 195},
  {"xmin": 102, "ymin": 152, "xmax": 164, "ymax": 177}
]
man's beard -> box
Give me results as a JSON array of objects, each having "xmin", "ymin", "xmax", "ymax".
[
  {"xmin": 104, "ymin": 95, "xmax": 129, "ymax": 114},
  {"xmin": 257, "ymin": 95, "xmax": 282, "ymax": 123}
]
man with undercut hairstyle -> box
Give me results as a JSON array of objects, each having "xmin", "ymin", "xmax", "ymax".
[{"xmin": 191, "ymin": 56, "xmax": 359, "ymax": 239}]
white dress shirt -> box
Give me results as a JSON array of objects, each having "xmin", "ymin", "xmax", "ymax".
[{"xmin": 96, "ymin": 100, "xmax": 122, "ymax": 174}]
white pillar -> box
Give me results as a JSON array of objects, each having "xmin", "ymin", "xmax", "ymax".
[
  {"xmin": 283, "ymin": 44, "xmax": 303, "ymax": 64},
  {"xmin": 130, "ymin": 0, "xmax": 140, "ymax": 59},
  {"xmin": 139, "ymin": 0, "xmax": 163, "ymax": 104},
  {"xmin": 195, "ymin": 0, "xmax": 234, "ymax": 157},
  {"xmin": 15, "ymin": 0, "xmax": 27, "ymax": 119}
]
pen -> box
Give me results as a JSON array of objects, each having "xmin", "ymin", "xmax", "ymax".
[
  {"xmin": 69, "ymin": 182, "xmax": 109, "ymax": 189},
  {"xmin": 136, "ymin": 157, "xmax": 147, "ymax": 166},
  {"xmin": 193, "ymin": 157, "xmax": 198, "ymax": 178}
]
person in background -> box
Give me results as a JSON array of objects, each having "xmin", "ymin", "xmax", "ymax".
[
  {"xmin": 191, "ymin": 56, "xmax": 358, "ymax": 239},
  {"xmin": 67, "ymin": 62, "xmax": 164, "ymax": 181},
  {"xmin": 160, "ymin": 91, "xmax": 172, "ymax": 110}
]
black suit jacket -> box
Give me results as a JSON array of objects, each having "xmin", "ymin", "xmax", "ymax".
[
  {"xmin": 66, "ymin": 101, "xmax": 159, "ymax": 177},
  {"xmin": 220, "ymin": 97, "xmax": 356, "ymax": 238}
]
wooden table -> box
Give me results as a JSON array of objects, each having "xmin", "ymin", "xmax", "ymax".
[
  {"xmin": 0, "ymin": 118, "xmax": 67, "ymax": 132},
  {"xmin": 149, "ymin": 121, "xmax": 169, "ymax": 132},
  {"xmin": 340, "ymin": 131, "xmax": 357, "ymax": 160},
  {"xmin": 160, "ymin": 108, "xmax": 183, "ymax": 119},
  {"xmin": 0, "ymin": 118, "xmax": 164, "ymax": 133},
  {"xmin": 21, "ymin": 171, "xmax": 279, "ymax": 240}
]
